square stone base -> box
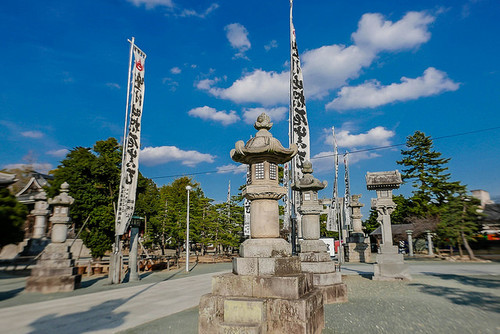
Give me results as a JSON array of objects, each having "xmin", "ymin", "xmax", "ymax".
[
  {"xmin": 25, "ymin": 275, "xmax": 81, "ymax": 293},
  {"xmin": 373, "ymin": 251, "xmax": 411, "ymax": 281},
  {"xmin": 240, "ymin": 239, "xmax": 292, "ymax": 258},
  {"xmin": 25, "ymin": 242, "xmax": 81, "ymax": 293},
  {"xmin": 233, "ymin": 256, "xmax": 301, "ymax": 276},
  {"xmin": 316, "ymin": 283, "xmax": 348, "ymax": 304},
  {"xmin": 345, "ymin": 242, "xmax": 371, "ymax": 263},
  {"xmin": 199, "ymin": 289, "xmax": 324, "ymax": 334}
]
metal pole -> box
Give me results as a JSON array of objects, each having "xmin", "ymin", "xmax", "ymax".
[{"xmin": 186, "ymin": 186, "xmax": 192, "ymax": 272}]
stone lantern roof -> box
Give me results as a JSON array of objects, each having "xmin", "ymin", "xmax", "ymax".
[
  {"xmin": 292, "ymin": 161, "xmax": 327, "ymax": 191},
  {"xmin": 230, "ymin": 113, "xmax": 297, "ymax": 165},
  {"xmin": 48, "ymin": 182, "xmax": 74, "ymax": 206},
  {"xmin": 366, "ymin": 170, "xmax": 402, "ymax": 190}
]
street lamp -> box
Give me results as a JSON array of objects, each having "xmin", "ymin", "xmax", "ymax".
[{"xmin": 185, "ymin": 185, "xmax": 192, "ymax": 272}]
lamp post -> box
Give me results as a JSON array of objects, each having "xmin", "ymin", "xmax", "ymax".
[{"xmin": 185, "ymin": 185, "xmax": 192, "ymax": 272}]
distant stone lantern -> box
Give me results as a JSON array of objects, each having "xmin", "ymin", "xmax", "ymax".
[
  {"xmin": 26, "ymin": 182, "xmax": 81, "ymax": 293},
  {"xmin": 48, "ymin": 182, "xmax": 74, "ymax": 243},
  {"xmin": 292, "ymin": 161, "xmax": 327, "ymax": 242}
]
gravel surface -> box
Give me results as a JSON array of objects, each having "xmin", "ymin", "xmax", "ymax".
[{"xmin": 121, "ymin": 271, "xmax": 500, "ymax": 334}]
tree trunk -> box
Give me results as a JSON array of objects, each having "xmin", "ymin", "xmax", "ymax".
[
  {"xmin": 461, "ymin": 230, "xmax": 478, "ymax": 260},
  {"xmin": 458, "ymin": 241, "xmax": 463, "ymax": 258},
  {"xmin": 449, "ymin": 244, "xmax": 453, "ymax": 256}
]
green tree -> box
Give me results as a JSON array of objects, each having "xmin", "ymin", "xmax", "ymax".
[
  {"xmin": 48, "ymin": 138, "xmax": 124, "ymax": 259},
  {"xmin": 363, "ymin": 208, "xmax": 379, "ymax": 235},
  {"xmin": 437, "ymin": 194, "xmax": 482, "ymax": 259},
  {"xmin": 0, "ymin": 188, "xmax": 28, "ymax": 247},
  {"xmin": 397, "ymin": 131, "xmax": 463, "ymax": 216}
]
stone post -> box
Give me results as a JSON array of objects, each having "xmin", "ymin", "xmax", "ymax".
[
  {"xmin": 345, "ymin": 195, "xmax": 371, "ymax": 262},
  {"xmin": 406, "ymin": 230, "xmax": 414, "ymax": 257},
  {"xmin": 366, "ymin": 171, "xmax": 411, "ymax": 281},
  {"xmin": 199, "ymin": 113, "xmax": 325, "ymax": 333},
  {"xmin": 129, "ymin": 217, "xmax": 141, "ymax": 282},
  {"xmin": 26, "ymin": 182, "xmax": 81, "ymax": 293},
  {"xmin": 426, "ymin": 230, "xmax": 434, "ymax": 256},
  {"xmin": 32, "ymin": 192, "xmax": 49, "ymax": 239}
]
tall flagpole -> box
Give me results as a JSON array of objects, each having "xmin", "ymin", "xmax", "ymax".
[{"xmin": 289, "ymin": 0, "xmax": 311, "ymax": 252}]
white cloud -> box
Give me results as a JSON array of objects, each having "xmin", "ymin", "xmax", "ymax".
[
  {"xmin": 202, "ymin": 11, "xmax": 437, "ymax": 106},
  {"xmin": 242, "ymin": 107, "xmax": 287, "ymax": 124},
  {"xmin": 140, "ymin": 146, "xmax": 215, "ymax": 167},
  {"xmin": 21, "ymin": 131, "xmax": 44, "ymax": 139},
  {"xmin": 106, "ymin": 82, "xmax": 121, "ymax": 89},
  {"xmin": 127, "ymin": 0, "xmax": 173, "ymax": 9},
  {"xmin": 47, "ymin": 149, "xmax": 69, "ymax": 158},
  {"xmin": 217, "ymin": 164, "xmax": 247, "ymax": 174},
  {"xmin": 225, "ymin": 23, "xmax": 251, "ymax": 58},
  {"xmin": 206, "ymin": 69, "xmax": 288, "ymax": 106},
  {"xmin": 326, "ymin": 67, "xmax": 460, "ymax": 110},
  {"xmin": 301, "ymin": 44, "xmax": 373, "ymax": 99},
  {"xmin": 170, "ymin": 67, "xmax": 181, "ymax": 74},
  {"xmin": 325, "ymin": 126, "xmax": 395, "ymax": 148},
  {"xmin": 179, "ymin": 3, "xmax": 219, "ymax": 18},
  {"xmin": 188, "ymin": 106, "xmax": 240, "ymax": 125},
  {"xmin": 264, "ymin": 40, "xmax": 278, "ymax": 51},
  {"xmin": 352, "ymin": 11, "xmax": 435, "ymax": 52},
  {"xmin": 196, "ymin": 78, "xmax": 220, "ymax": 90},
  {"xmin": 3, "ymin": 163, "xmax": 53, "ymax": 173}
]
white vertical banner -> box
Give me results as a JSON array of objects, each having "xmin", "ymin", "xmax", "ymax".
[
  {"xmin": 243, "ymin": 165, "xmax": 251, "ymax": 237},
  {"xmin": 283, "ymin": 163, "xmax": 290, "ymax": 231},
  {"xmin": 327, "ymin": 126, "xmax": 339, "ymax": 231},
  {"xmin": 289, "ymin": 0, "xmax": 310, "ymax": 238},
  {"xmin": 343, "ymin": 152, "xmax": 351, "ymax": 231},
  {"xmin": 116, "ymin": 43, "xmax": 146, "ymax": 236}
]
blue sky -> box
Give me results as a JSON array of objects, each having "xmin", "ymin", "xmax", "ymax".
[{"xmin": 1, "ymin": 0, "xmax": 499, "ymax": 216}]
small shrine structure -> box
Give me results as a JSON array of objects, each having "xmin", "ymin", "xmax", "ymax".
[{"xmin": 345, "ymin": 194, "xmax": 371, "ymax": 262}]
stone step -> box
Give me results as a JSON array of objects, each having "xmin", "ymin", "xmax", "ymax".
[
  {"xmin": 212, "ymin": 272, "xmax": 313, "ymax": 299},
  {"xmin": 25, "ymin": 274, "xmax": 81, "ymax": 293},
  {"xmin": 30, "ymin": 266, "xmax": 78, "ymax": 277}
]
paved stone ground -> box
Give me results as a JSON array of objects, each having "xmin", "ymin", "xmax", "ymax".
[{"xmin": 0, "ymin": 260, "xmax": 499, "ymax": 333}]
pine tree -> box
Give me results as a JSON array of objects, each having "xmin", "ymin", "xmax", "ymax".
[{"xmin": 397, "ymin": 131, "xmax": 463, "ymax": 216}]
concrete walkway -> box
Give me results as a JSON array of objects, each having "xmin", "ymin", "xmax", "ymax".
[
  {"xmin": 0, "ymin": 260, "xmax": 499, "ymax": 334},
  {"xmin": 0, "ymin": 265, "xmax": 230, "ymax": 334}
]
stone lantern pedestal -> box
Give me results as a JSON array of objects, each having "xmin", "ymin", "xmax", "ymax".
[
  {"xmin": 199, "ymin": 114, "xmax": 324, "ymax": 333},
  {"xmin": 366, "ymin": 171, "xmax": 411, "ymax": 281},
  {"xmin": 292, "ymin": 161, "xmax": 347, "ymax": 303},
  {"xmin": 26, "ymin": 182, "xmax": 81, "ymax": 293},
  {"xmin": 345, "ymin": 194, "xmax": 371, "ymax": 263}
]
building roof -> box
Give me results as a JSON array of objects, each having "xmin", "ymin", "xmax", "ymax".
[{"xmin": 0, "ymin": 172, "xmax": 17, "ymax": 188}]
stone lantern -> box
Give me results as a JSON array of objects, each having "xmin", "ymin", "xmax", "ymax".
[
  {"xmin": 366, "ymin": 171, "xmax": 410, "ymax": 281},
  {"xmin": 293, "ymin": 161, "xmax": 347, "ymax": 304},
  {"xmin": 32, "ymin": 191, "xmax": 50, "ymax": 239},
  {"xmin": 345, "ymin": 194, "xmax": 371, "ymax": 263},
  {"xmin": 48, "ymin": 182, "xmax": 74, "ymax": 243},
  {"xmin": 199, "ymin": 113, "xmax": 325, "ymax": 333},
  {"xmin": 26, "ymin": 182, "xmax": 81, "ymax": 293}
]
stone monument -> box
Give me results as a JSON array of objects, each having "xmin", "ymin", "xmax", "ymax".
[
  {"xmin": 345, "ymin": 194, "xmax": 371, "ymax": 263},
  {"xmin": 199, "ymin": 113, "xmax": 325, "ymax": 333},
  {"xmin": 406, "ymin": 230, "xmax": 414, "ymax": 257},
  {"xmin": 366, "ymin": 171, "xmax": 411, "ymax": 281},
  {"xmin": 26, "ymin": 182, "xmax": 82, "ymax": 293},
  {"xmin": 292, "ymin": 161, "xmax": 347, "ymax": 303}
]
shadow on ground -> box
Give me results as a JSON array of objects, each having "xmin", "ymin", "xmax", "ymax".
[
  {"xmin": 410, "ymin": 278, "xmax": 500, "ymax": 313},
  {"xmin": 0, "ymin": 287, "xmax": 24, "ymax": 301},
  {"xmin": 422, "ymin": 272, "xmax": 500, "ymax": 289},
  {"xmin": 27, "ymin": 297, "xmax": 129, "ymax": 334}
]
